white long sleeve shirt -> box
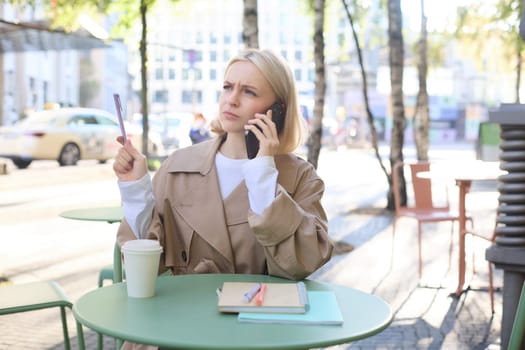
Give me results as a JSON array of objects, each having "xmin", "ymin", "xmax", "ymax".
[{"xmin": 118, "ymin": 154, "xmax": 278, "ymax": 238}]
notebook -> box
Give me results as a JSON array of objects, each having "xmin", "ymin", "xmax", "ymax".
[
  {"xmin": 237, "ymin": 291, "xmax": 344, "ymax": 325},
  {"xmin": 217, "ymin": 281, "xmax": 308, "ymax": 314}
]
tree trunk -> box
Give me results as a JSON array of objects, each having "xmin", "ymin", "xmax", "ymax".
[
  {"xmin": 242, "ymin": 0, "xmax": 259, "ymax": 49},
  {"xmin": 413, "ymin": 0, "xmax": 429, "ymax": 161},
  {"xmin": 140, "ymin": 0, "xmax": 149, "ymax": 157},
  {"xmin": 341, "ymin": 0, "xmax": 390, "ymax": 185},
  {"xmin": 387, "ymin": 0, "xmax": 406, "ymax": 210},
  {"xmin": 307, "ymin": 0, "xmax": 326, "ymax": 169}
]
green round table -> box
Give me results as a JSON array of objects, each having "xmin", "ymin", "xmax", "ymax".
[
  {"xmin": 59, "ymin": 206, "xmax": 123, "ymax": 224},
  {"xmin": 73, "ymin": 274, "xmax": 392, "ymax": 349}
]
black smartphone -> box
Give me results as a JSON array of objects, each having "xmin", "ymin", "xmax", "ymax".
[{"xmin": 245, "ymin": 102, "xmax": 286, "ymax": 159}]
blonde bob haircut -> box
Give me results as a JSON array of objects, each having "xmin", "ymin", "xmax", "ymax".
[{"xmin": 210, "ymin": 48, "xmax": 307, "ymax": 154}]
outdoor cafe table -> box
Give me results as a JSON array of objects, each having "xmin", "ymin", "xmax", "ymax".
[
  {"xmin": 418, "ymin": 161, "xmax": 504, "ymax": 297},
  {"xmin": 59, "ymin": 206, "xmax": 123, "ymax": 224},
  {"xmin": 73, "ymin": 273, "xmax": 393, "ymax": 350}
]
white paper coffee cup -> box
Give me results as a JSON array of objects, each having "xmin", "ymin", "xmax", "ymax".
[{"xmin": 121, "ymin": 239, "xmax": 163, "ymax": 298}]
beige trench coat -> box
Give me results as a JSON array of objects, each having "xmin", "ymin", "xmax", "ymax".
[{"xmin": 117, "ymin": 136, "xmax": 333, "ymax": 350}]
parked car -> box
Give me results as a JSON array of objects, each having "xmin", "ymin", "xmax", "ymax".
[{"xmin": 0, "ymin": 107, "xmax": 165, "ymax": 169}]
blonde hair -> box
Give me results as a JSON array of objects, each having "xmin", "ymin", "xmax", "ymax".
[{"xmin": 210, "ymin": 48, "xmax": 306, "ymax": 154}]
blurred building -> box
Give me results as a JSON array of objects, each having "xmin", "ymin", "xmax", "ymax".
[
  {"xmin": 139, "ymin": 0, "xmax": 315, "ymax": 120},
  {"xmin": 0, "ymin": 2, "xmax": 126, "ymax": 126}
]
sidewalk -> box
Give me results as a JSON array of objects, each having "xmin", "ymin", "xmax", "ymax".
[{"xmin": 0, "ymin": 142, "xmax": 503, "ymax": 349}]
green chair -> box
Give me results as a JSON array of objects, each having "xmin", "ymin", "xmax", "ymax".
[
  {"xmin": 98, "ymin": 265, "xmax": 114, "ymax": 287},
  {"xmin": 509, "ymin": 281, "xmax": 525, "ymax": 350},
  {"xmin": 0, "ymin": 280, "xmax": 83, "ymax": 350}
]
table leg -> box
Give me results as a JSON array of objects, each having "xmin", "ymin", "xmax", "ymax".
[{"xmin": 454, "ymin": 180, "xmax": 472, "ymax": 297}]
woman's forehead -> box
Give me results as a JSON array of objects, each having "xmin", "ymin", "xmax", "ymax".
[{"xmin": 225, "ymin": 61, "xmax": 269, "ymax": 87}]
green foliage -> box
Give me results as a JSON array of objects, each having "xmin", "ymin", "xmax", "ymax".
[{"xmin": 454, "ymin": 0, "xmax": 524, "ymax": 72}]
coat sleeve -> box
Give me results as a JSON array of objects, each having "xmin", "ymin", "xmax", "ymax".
[
  {"xmin": 248, "ymin": 161, "xmax": 333, "ymax": 280},
  {"xmin": 116, "ymin": 205, "xmax": 170, "ymax": 275}
]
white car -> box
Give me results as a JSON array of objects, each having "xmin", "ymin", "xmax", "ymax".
[{"xmin": 0, "ymin": 107, "xmax": 165, "ymax": 169}]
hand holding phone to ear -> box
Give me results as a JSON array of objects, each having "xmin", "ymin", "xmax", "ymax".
[{"xmin": 245, "ymin": 102, "xmax": 286, "ymax": 159}]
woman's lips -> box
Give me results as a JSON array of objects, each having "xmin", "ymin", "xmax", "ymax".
[{"xmin": 223, "ymin": 111, "xmax": 240, "ymax": 120}]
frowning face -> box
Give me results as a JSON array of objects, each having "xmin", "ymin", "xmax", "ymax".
[{"xmin": 219, "ymin": 61, "xmax": 276, "ymax": 134}]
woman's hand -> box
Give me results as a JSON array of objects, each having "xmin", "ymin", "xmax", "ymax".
[
  {"xmin": 112, "ymin": 136, "xmax": 148, "ymax": 182},
  {"xmin": 244, "ymin": 109, "xmax": 280, "ymax": 158}
]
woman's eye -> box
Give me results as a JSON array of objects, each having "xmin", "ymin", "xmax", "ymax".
[
  {"xmin": 222, "ymin": 84, "xmax": 232, "ymax": 90},
  {"xmin": 245, "ymin": 89, "xmax": 256, "ymax": 96}
]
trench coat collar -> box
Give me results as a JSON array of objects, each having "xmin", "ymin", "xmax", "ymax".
[
  {"xmin": 164, "ymin": 135, "xmax": 224, "ymax": 174},
  {"xmin": 160, "ymin": 135, "xmax": 304, "ymax": 267}
]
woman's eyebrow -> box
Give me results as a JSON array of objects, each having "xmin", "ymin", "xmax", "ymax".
[{"xmin": 223, "ymin": 79, "xmax": 258, "ymax": 90}]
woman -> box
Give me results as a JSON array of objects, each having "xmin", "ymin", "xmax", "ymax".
[{"xmin": 114, "ymin": 48, "xmax": 332, "ymax": 283}]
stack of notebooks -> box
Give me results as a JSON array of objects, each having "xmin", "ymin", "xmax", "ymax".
[{"xmin": 217, "ymin": 281, "xmax": 344, "ymax": 325}]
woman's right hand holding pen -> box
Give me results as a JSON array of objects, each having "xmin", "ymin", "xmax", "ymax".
[{"xmin": 113, "ymin": 136, "xmax": 148, "ymax": 182}]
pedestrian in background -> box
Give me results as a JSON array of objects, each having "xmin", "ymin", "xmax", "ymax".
[{"xmin": 189, "ymin": 112, "xmax": 211, "ymax": 144}]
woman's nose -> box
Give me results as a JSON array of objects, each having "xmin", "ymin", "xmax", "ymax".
[{"xmin": 226, "ymin": 88, "xmax": 240, "ymax": 106}]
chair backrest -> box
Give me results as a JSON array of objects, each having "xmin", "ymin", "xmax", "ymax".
[
  {"xmin": 410, "ymin": 162, "xmax": 435, "ymax": 210},
  {"xmin": 393, "ymin": 161, "xmax": 449, "ymax": 213}
]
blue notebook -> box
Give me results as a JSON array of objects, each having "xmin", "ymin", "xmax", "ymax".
[{"xmin": 237, "ymin": 291, "xmax": 344, "ymax": 325}]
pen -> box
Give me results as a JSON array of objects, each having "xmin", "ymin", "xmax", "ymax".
[
  {"xmin": 255, "ymin": 283, "xmax": 267, "ymax": 306},
  {"xmin": 243, "ymin": 283, "xmax": 261, "ymax": 303}
]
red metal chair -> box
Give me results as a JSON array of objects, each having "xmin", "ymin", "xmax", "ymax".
[{"xmin": 392, "ymin": 161, "xmax": 473, "ymax": 279}]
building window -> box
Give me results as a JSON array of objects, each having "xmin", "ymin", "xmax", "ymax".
[
  {"xmin": 294, "ymin": 50, "xmax": 302, "ymax": 61},
  {"xmin": 155, "ymin": 68, "xmax": 163, "ymax": 80},
  {"xmin": 308, "ymin": 68, "xmax": 315, "ymax": 82},
  {"xmin": 154, "ymin": 90, "xmax": 168, "ymax": 103},
  {"xmin": 224, "ymin": 34, "xmax": 231, "ymax": 44},
  {"xmin": 196, "ymin": 32, "xmax": 204, "ymax": 44},
  {"xmin": 168, "ymin": 68, "xmax": 176, "ymax": 80},
  {"xmin": 182, "ymin": 90, "xmax": 202, "ymax": 104},
  {"xmin": 210, "ymin": 51, "xmax": 217, "ymax": 62},
  {"xmin": 280, "ymin": 50, "xmax": 287, "ymax": 59},
  {"xmin": 194, "ymin": 68, "xmax": 202, "ymax": 80},
  {"xmin": 182, "ymin": 69, "xmax": 190, "ymax": 80},
  {"xmin": 210, "ymin": 69, "xmax": 216, "ymax": 80},
  {"xmin": 294, "ymin": 69, "xmax": 302, "ymax": 81},
  {"xmin": 279, "ymin": 32, "xmax": 287, "ymax": 45}
]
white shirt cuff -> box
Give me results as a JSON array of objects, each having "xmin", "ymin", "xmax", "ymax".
[{"xmin": 118, "ymin": 173, "xmax": 155, "ymax": 238}]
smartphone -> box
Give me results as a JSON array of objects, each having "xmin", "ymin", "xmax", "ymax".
[
  {"xmin": 245, "ymin": 102, "xmax": 286, "ymax": 159},
  {"xmin": 113, "ymin": 93, "xmax": 126, "ymax": 143}
]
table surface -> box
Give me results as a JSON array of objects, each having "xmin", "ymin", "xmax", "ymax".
[
  {"xmin": 416, "ymin": 161, "xmax": 504, "ymax": 182},
  {"xmin": 59, "ymin": 206, "xmax": 123, "ymax": 224},
  {"xmin": 73, "ymin": 274, "xmax": 392, "ymax": 350}
]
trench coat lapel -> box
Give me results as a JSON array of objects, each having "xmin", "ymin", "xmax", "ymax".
[{"xmin": 164, "ymin": 137, "xmax": 234, "ymax": 265}]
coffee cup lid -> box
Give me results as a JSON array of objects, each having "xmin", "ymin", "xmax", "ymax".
[{"xmin": 122, "ymin": 239, "xmax": 163, "ymax": 253}]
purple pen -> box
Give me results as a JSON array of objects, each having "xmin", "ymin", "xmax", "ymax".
[
  {"xmin": 113, "ymin": 93, "xmax": 126, "ymax": 143},
  {"xmin": 243, "ymin": 283, "xmax": 261, "ymax": 303}
]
